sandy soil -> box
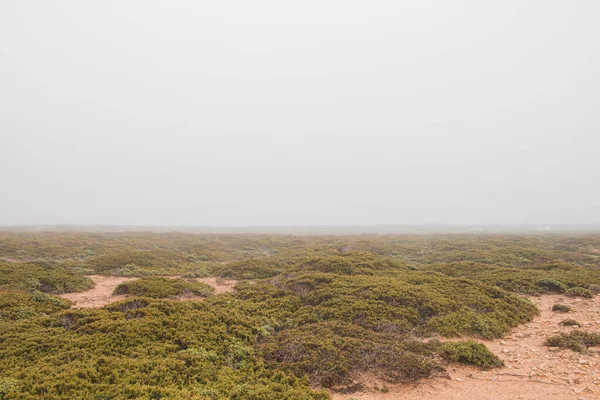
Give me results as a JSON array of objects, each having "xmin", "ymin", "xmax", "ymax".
[
  {"xmin": 175, "ymin": 278, "xmax": 236, "ymax": 302},
  {"xmin": 331, "ymin": 294, "xmax": 600, "ymax": 400},
  {"xmin": 59, "ymin": 275, "xmax": 139, "ymax": 308},
  {"xmin": 59, "ymin": 275, "xmax": 237, "ymax": 308},
  {"xmin": 196, "ymin": 277, "xmax": 236, "ymax": 294}
]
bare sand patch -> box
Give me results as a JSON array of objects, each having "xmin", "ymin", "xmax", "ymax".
[
  {"xmin": 59, "ymin": 275, "xmax": 237, "ymax": 308},
  {"xmin": 196, "ymin": 277, "xmax": 237, "ymax": 294},
  {"xmin": 59, "ymin": 275, "xmax": 138, "ymax": 308},
  {"xmin": 331, "ymin": 294, "xmax": 600, "ymax": 400}
]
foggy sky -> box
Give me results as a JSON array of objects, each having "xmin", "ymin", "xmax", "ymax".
[{"xmin": 1, "ymin": 1, "xmax": 599, "ymax": 226}]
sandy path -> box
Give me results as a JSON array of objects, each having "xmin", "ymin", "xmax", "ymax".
[
  {"xmin": 2, "ymin": 257, "xmax": 23, "ymax": 263},
  {"xmin": 59, "ymin": 275, "xmax": 237, "ymax": 308},
  {"xmin": 332, "ymin": 294, "xmax": 600, "ymax": 400},
  {"xmin": 59, "ymin": 275, "xmax": 139, "ymax": 308}
]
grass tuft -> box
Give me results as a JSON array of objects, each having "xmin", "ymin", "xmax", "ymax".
[
  {"xmin": 552, "ymin": 304, "xmax": 571, "ymax": 313},
  {"xmin": 545, "ymin": 331, "xmax": 600, "ymax": 353},
  {"xmin": 559, "ymin": 319, "xmax": 581, "ymax": 327}
]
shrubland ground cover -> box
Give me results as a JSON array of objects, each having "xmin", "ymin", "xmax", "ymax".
[{"xmin": 1, "ymin": 232, "xmax": 600, "ymax": 399}]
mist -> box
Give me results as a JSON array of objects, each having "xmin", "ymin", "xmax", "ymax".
[{"xmin": 1, "ymin": 1, "xmax": 599, "ymax": 226}]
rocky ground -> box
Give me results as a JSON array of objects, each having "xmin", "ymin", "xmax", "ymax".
[{"xmin": 332, "ymin": 294, "xmax": 600, "ymax": 400}]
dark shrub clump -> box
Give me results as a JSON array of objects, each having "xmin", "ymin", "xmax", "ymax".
[
  {"xmin": 560, "ymin": 319, "xmax": 581, "ymax": 327},
  {"xmin": 565, "ymin": 287, "xmax": 593, "ymax": 298},
  {"xmin": 545, "ymin": 331, "xmax": 600, "ymax": 353},
  {"xmin": 552, "ymin": 304, "xmax": 571, "ymax": 313},
  {"xmin": 536, "ymin": 279, "xmax": 567, "ymax": 293},
  {"xmin": 438, "ymin": 341, "xmax": 504, "ymax": 369}
]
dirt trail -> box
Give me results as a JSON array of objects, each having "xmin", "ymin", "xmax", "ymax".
[
  {"xmin": 59, "ymin": 275, "xmax": 237, "ymax": 308},
  {"xmin": 332, "ymin": 294, "xmax": 600, "ymax": 400}
]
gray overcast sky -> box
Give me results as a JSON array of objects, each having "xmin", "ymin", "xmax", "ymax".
[{"xmin": 1, "ymin": 1, "xmax": 599, "ymax": 226}]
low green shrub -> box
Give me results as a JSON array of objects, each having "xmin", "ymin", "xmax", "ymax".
[
  {"xmin": 181, "ymin": 268, "xmax": 210, "ymax": 278},
  {"xmin": 248, "ymin": 272, "xmax": 538, "ymax": 339},
  {"xmin": 262, "ymin": 321, "xmax": 443, "ymax": 387},
  {"xmin": 297, "ymin": 253, "xmax": 408, "ymax": 276},
  {"xmin": 565, "ymin": 287, "xmax": 593, "ymax": 298},
  {"xmin": 545, "ymin": 331, "xmax": 600, "ymax": 353},
  {"xmin": 0, "ymin": 296, "xmax": 329, "ymax": 399},
  {"xmin": 536, "ymin": 279, "xmax": 567, "ymax": 293},
  {"xmin": 552, "ymin": 304, "xmax": 571, "ymax": 313},
  {"xmin": 87, "ymin": 250, "xmax": 185, "ymax": 273},
  {"xmin": 213, "ymin": 259, "xmax": 285, "ymax": 280},
  {"xmin": 0, "ymin": 261, "xmax": 94, "ymax": 294},
  {"xmin": 420, "ymin": 261, "xmax": 600, "ymax": 296},
  {"xmin": 438, "ymin": 340, "xmax": 504, "ymax": 369},
  {"xmin": 113, "ymin": 277, "xmax": 214, "ymax": 298},
  {"xmin": 0, "ymin": 290, "xmax": 72, "ymax": 322}
]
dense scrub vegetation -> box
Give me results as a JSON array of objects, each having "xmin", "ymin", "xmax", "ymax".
[
  {"xmin": 0, "ymin": 290, "xmax": 72, "ymax": 322},
  {"xmin": 0, "ymin": 261, "xmax": 93, "ymax": 294},
  {"xmin": 419, "ymin": 261, "xmax": 600, "ymax": 295},
  {"xmin": 1, "ymin": 232, "xmax": 600, "ymax": 398},
  {"xmin": 2, "ymin": 231, "xmax": 600, "ymax": 271},
  {"xmin": 234, "ymin": 271, "xmax": 534, "ymax": 386},
  {"xmin": 113, "ymin": 277, "xmax": 214, "ymax": 298},
  {"xmin": 0, "ymin": 296, "xmax": 329, "ymax": 399},
  {"xmin": 238, "ymin": 272, "xmax": 537, "ymax": 339}
]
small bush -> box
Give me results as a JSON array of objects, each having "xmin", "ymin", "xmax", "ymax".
[
  {"xmin": 552, "ymin": 304, "xmax": 571, "ymax": 313},
  {"xmin": 565, "ymin": 287, "xmax": 593, "ymax": 298},
  {"xmin": 560, "ymin": 319, "xmax": 581, "ymax": 327},
  {"xmin": 438, "ymin": 341, "xmax": 504, "ymax": 369},
  {"xmin": 536, "ymin": 279, "xmax": 567, "ymax": 293},
  {"xmin": 545, "ymin": 331, "xmax": 600, "ymax": 353},
  {"xmin": 181, "ymin": 268, "xmax": 210, "ymax": 278}
]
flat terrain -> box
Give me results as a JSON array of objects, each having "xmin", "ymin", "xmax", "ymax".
[{"xmin": 2, "ymin": 232, "xmax": 600, "ymax": 399}]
